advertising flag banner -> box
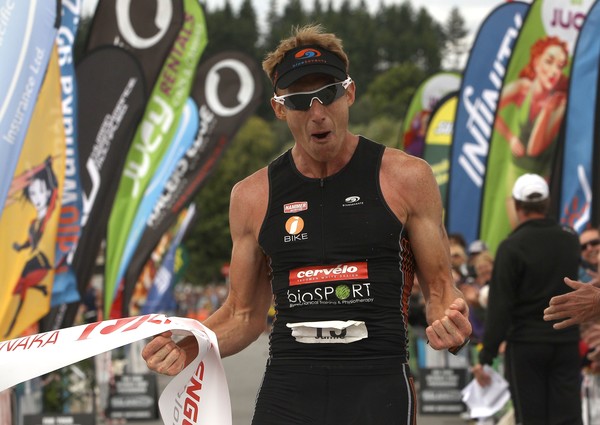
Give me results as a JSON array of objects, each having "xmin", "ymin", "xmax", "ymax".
[
  {"xmin": 423, "ymin": 92, "xmax": 458, "ymax": 209},
  {"xmin": 113, "ymin": 99, "xmax": 199, "ymax": 314},
  {"xmin": 105, "ymin": 0, "xmax": 207, "ymax": 318},
  {"xmin": 399, "ymin": 72, "xmax": 461, "ymax": 158},
  {"xmin": 0, "ymin": 315, "xmax": 232, "ymax": 425},
  {"xmin": 558, "ymin": 0, "xmax": 600, "ymax": 232},
  {"xmin": 121, "ymin": 51, "xmax": 263, "ymax": 312},
  {"xmin": 0, "ymin": 1, "xmax": 60, "ymax": 213},
  {"xmin": 446, "ymin": 1, "xmax": 529, "ymax": 244},
  {"xmin": 0, "ymin": 49, "xmax": 66, "ymax": 339},
  {"xmin": 142, "ymin": 204, "xmax": 196, "ymax": 315},
  {"xmin": 58, "ymin": 46, "xmax": 147, "ymax": 329},
  {"xmin": 480, "ymin": 0, "xmax": 594, "ymax": 252},
  {"xmin": 85, "ymin": 0, "xmax": 184, "ymax": 93},
  {"xmin": 52, "ymin": 0, "xmax": 84, "ymax": 308}
]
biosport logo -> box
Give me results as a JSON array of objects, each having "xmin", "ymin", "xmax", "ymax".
[{"xmin": 286, "ymin": 282, "xmax": 373, "ymax": 308}]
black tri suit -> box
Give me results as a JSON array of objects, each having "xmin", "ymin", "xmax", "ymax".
[{"xmin": 253, "ymin": 137, "xmax": 418, "ymax": 425}]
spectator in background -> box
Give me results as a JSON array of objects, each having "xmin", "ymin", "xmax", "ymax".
[
  {"xmin": 450, "ymin": 242, "xmax": 469, "ymax": 280},
  {"xmin": 578, "ymin": 227, "xmax": 600, "ymax": 283},
  {"xmin": 459, "ymin": 252, "xmax": 494, "ymax": 345},
  {"xmin": 448, "ymin": 232, "xmax": 467, "ymax": 250},
  {"xmin": 581, "ymin": 322, "xmax": 600, "ymax": 371},
  {"xmin": 472, "ymin": 173, "xmax": 582, "ymax": 425},
  {"xmin": 467, "ymin": 239, "xmax": 488, "ymax": 278}
]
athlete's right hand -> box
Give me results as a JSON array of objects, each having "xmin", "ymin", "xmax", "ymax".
[{"xmin": 141, "ymin": 331, "xmax": 187, "ymax": 376}]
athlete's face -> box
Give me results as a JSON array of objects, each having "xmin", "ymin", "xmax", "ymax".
[
  {"xmin": 27, "ymin": 178, "xmax": 51, "ymax": 216},
  {"xmin": 534, "ymin": 44, "xmax": 567, "ymax": 91},
  {"xmin": 272, "ymin": 74, "xmax": 355, "ymax": 164}
]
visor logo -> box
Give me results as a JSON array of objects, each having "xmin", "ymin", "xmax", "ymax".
[{"xmin": 295, "ymin": 48, "xmax": 321, "ymax": 60}]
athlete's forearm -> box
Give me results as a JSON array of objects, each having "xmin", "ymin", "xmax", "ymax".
[{"xmin": 203, "ymin": 303, "xmax": 268, "ymax": 358}]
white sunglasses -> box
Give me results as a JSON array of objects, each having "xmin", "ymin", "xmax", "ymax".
[{"xmin": 273, "ymin": 76, "xmax": 352, "ymax": 111}]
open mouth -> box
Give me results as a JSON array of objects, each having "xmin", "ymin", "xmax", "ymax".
[{"xmin": 312, "ymin": 131, "xmax": 330, "ymax": 140}]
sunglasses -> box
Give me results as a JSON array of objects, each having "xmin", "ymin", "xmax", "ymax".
[
  {"xmin": 581, "ymin": 238, "xmax": 600, "ymax": 250},
  {"xmin": 273, "ymin": 76, "xmax": 352, "ymax": 111}
]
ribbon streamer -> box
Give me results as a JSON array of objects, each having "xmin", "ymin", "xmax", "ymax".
[{"xmin": 0, "ymin": 314, "xmax": 231, "ymax": 425}]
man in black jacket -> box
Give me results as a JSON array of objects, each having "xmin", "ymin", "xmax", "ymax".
[{"xmin": 472, "ymin": 173, "xmax": 582, "ymax": 425}]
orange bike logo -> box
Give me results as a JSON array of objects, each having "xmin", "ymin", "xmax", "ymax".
[{"xmin": 285, "ymin": 216, "xmax": 304, "ymax": 235}]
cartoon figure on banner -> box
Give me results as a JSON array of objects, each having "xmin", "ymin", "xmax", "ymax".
[
  {"xmin": 6, "ymin": 156, "xmax": 59, "ymax": 336},
  {"xmin": 494, "ymin": 35, "xmax": 569, "ymax": 224}
]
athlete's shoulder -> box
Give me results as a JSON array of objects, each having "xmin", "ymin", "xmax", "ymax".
[
  {"xmin": 230, "ymin": 167, "xmax": 270, "ymax": 236},
  {"xmin": 381, "ymin": 146, "xmax": 435, "ymax": 185},
  {"xmin": 231, "ymin": 166, "xmax": 269, "ymax": 205}
]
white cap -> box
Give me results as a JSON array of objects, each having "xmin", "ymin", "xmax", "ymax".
[
  {"xmin": 468, "ymin": 240, "xmax": 488, "ymax": 255},
  {"xmin": 512, "ymin": 173, "xmax": 549, "ymax": 202}
]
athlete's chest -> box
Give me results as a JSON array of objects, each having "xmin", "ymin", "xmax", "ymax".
[{"xmin": 259, "ymin": 171, "xmax": 402, "ymax": 269}]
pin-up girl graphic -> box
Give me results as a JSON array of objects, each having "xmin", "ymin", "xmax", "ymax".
[
  {"xmin": 495, "ymin": 35, "xmax": 569, "ymax": 178},
  {"xmin": 6, "ymin": 156, "xmax": 58, "ymax": 336},
  {"xmin": 493, "ymin": 36, "xmax": 569, "ymax": 228}
]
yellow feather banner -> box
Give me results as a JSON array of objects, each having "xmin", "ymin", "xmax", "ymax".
[{"xmin": 0, "ymin": 47, "xmax": 65, "ymax": 339}]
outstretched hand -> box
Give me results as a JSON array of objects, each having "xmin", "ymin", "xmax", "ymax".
[
  {"xmin": 425, "ymin": 297, "xmax": 472, "ymax": 351},
  {"xmin": 543, "ymin": 278, "xmax": 600, "ymax": 329}
]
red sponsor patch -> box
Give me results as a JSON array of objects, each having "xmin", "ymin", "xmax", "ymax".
[
  {"xmin": 284, "ymin": 202, "xmax": 308, "ymax": 214},
  {"xmin": 289, "ymin": 262, "xmax": 368, "ymax": 286}
]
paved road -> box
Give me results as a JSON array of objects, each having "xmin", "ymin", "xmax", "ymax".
[{"xmin": 124, "ymin": 332, "xmax": 468, "ymax": 425}]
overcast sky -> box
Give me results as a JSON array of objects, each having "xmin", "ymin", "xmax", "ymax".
[
  {"xmin": 201, "ymin": 0, "xmax": 508, "ymax": 37},
  {"xmin": 83, "ymin": 0, "xmax": 508, "ymax": 37}
]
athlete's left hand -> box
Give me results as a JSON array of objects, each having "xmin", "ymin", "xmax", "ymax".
[{"xmin": 425, "ymin": 298, "xmax": 471, "ymax": 351}]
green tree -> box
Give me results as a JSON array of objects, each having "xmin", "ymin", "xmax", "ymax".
[
  {"xmin": 202, "ymin": 0, "xmax": 260, "ymax": 59},
  {"xmin": 412, "ymin": 8, "xmax": 445, "ymax": 72},
  {"xmin": 350, "ymin": 116, "xmax": 402, "ymax": 148},
  {"xmin": 444, "ymin": 7, "xmax": 469, "ymax": 71},
  {"xmin": 352, "ymin": 62, "xmax": 428, "ymax": 124},
  {"xmin": 374, "ymin": 3, "xmax": 416, "ymax": 70},
  {"xmin": 264, "ymin": 0, "xmax": 311, "ymax": 52},
  {"xmin": 328, "ymin": 0, "xmax": 379, "ymax": 91},
  {"xmin": 184, "ymin": 116, "xmax": 281, "ymax": 283},
  {"xmin": 236, "ymin": 0, "xmax": 260, "ymax": 57}
]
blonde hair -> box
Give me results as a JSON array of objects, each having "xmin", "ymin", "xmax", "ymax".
[
  {"xmin": 262, "ymin": 24, "xmax": 349, "ymax": 85},
  {"xmin": 474, "ymin": 252, "xmax": 494, "ymax": 270}
]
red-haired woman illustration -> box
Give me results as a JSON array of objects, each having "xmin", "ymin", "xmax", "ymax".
[
  {"xmin": 495, "ymin": 35, "xmax": 569, "ymax": 178},
  {"xmin": 6, "ymin": 157, "xmax": 58, "ymax": 337}
]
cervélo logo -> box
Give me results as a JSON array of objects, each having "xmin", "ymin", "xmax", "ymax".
[{"xmin": 289, "ymin": 262, "xmax": 368, "ymax": 286}]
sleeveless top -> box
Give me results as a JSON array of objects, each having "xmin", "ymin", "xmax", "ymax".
[{"xmin": 258, "ymin": 137, "xmax": 415, "ymax": 362}]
